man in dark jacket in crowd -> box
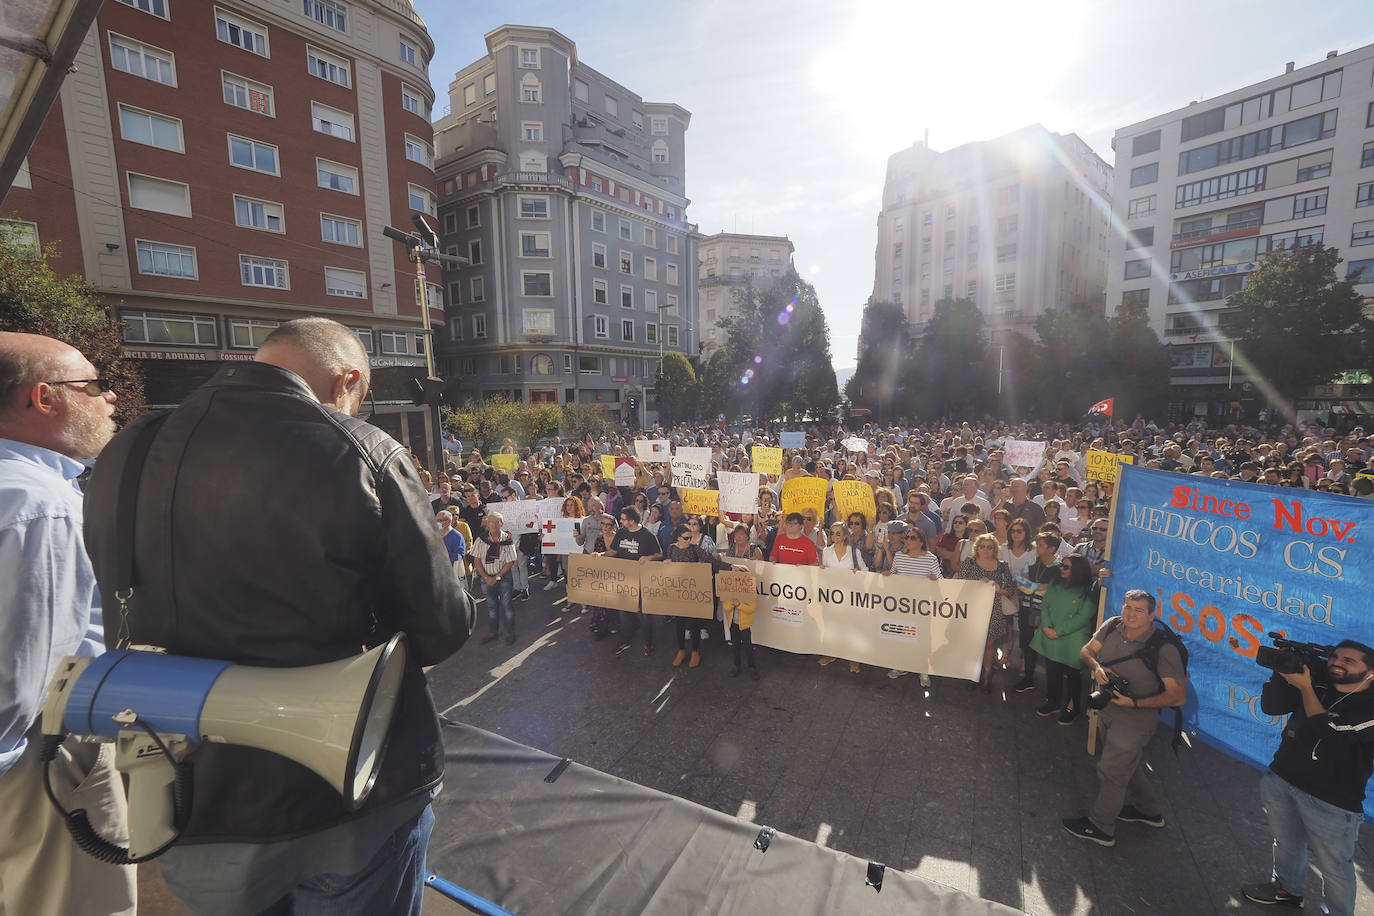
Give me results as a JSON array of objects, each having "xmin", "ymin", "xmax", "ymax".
[{"xmin": 83, "ymin": 317, "xmax": 474, "ymax": 915}]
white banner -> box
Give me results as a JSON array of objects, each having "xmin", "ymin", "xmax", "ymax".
[
  {"xmin": 841, "ymin": 436, "xmax": 869, "ymax": 453},
  {"xmin": 536, "ymin": 497, "xmax": 566, "ymax": 524},
  {"xmin": 672, "ymin": 446, "xmax": 713, "ymax": 489},
  {"xmin": 1002, "ymin": 438, "xmax": 1048, "ymax": 470},
  {"xmin": 634, "ymin": 439, "xmax": 671, "ymax": 462},
  {"xmin": 744, "ymin": 560, "xmax": 994, "ymax": 679},
  {"xmin": 717, "ymin": 471, "xmax": 759, "ymax": 515},
  {"xmin": 501, "ymin": 499, "xmax": 540, "ymax": 536},
  {"xmin": 539, "ymin": 517, "xmax": 582, "ymax": 555}
]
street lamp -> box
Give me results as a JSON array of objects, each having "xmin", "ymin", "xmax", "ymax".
[{"xmin": 653, "ymin": 301, "xmax": 674, "ymax": 429}]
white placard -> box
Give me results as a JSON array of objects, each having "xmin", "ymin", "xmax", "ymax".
[
  {"xmin": 539, "ymin": 517, "xmax": 582, "ymax": 555},
  {"xmin": 717, "ymin": 470, "xmax": 759, "ymax": 515},
  {"xmin": 634, "ymin": 439, "xmax": 671, "ymax": 462},
  {"xmin": 842, "ymin": 436, "xmax": 868, "ymax": 453},
  {"xmin": 536, "ymin": 497, "xmax": 567, "ymax": 524},
  {"xmin": 672, "ymin": 446, "xmax": 713, "ymax": 489},
  {"xmin": 1003, "ymin": 439, "xmax": 1048, "ymax": 470},
  {"xmin": 501, "ymin": 499, "xmax": 540, "ymax": 535}
]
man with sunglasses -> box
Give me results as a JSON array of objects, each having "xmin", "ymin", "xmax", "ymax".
[
  {"xmin": 0, "ymin": 333, "xmax": 135, "ymax": 915},
  {"xmin": 1074, "ymin": 520, "xmax": 1109, "ymax": 575}
]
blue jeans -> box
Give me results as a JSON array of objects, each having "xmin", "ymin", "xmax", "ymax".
[
  {"xmin": 260, "ymin": 805, "xmax": 434, "ymax": 915},
  {"xmin": 1261, "ymin": 769, "xmax": 1361, "ymax": 916},
  {"xmin": 511, "ymin": 551, "xmax": 529, "ymax": 592},
  {"xmin": 484, "ymin": 575, "xmax": 516, "ymax": 638}
]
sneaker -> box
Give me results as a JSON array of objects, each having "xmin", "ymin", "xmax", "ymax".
[
  {"xmin": 672, "ymin": 650, "xmax": 688, "ymax": 667},
  {"xmin": 1117, "ymin": 805, "xmax": 1165, "ymax": 828},
  {"xmin": 1062, "ymin": 816, "xmax": 1114, "ymax": 847},
  {"xmin": 479, "ymin": 633, "xmax": 498, "ymax": 645},
  {"xmin": 1012, "ymin": 677, "xmax": 1036, "ymax": 693},
  {"xmin": 919, "ymin": 674, "xmax": 932, "ymax": 688},
  {"xmin": 643, "ymin": 644, "xmax": 655, "ymax": 657},
  {"xmin": 1058, "ymin": 707, "xmax": 1081, "ymax": 726},
  {"xmin": 1240, "ymin": 882, "xmax": 1302, "ymax": 908},
  {"xmin": 519, "ymin": 589, "xmax": 531, "ymax": 601},
  {"xmin": 614, "ymin": 642, "xmax": 632, "ymax": 657},
  {"xmin": 887, "ymin": 669, "xmax": 909, "ymax": 679},
  {"xmin": 1036, "ymin": 701, "xmax": 1059, "ymax": 717},
  {"xmin": 543, "ymin": 581, "xmax": 557, "ymax": 591}
]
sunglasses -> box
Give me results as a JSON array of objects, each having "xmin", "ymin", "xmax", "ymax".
[{"xmin": 49, "ymin": 377, "xmax": 113, "ymax": 396}]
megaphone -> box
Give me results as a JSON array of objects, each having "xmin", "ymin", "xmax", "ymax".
[{"xmin": 40, "ymin": 635, "xmax": 407, "ymax": 861}]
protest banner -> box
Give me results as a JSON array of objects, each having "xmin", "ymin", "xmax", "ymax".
[
  {"xmin": 634, "ymin": 439, "xmax": 671, "ymax": 462},
  {"xmin": 743, "ymin": 560, "xmax": 994, "ymax": 677},
  {"xmin": 833, "ymin": 480, "xmax": 877, "ymax": 524},
  {"xmin": 781, "ymin": 477, "xmax": 828, "ymax": 521},
  {"xmin": 1002, "ymin": 439, "xmax": 1047, "ymax": 470},
  {"xmin": 841, "ymin": 436, "xmax": 868, "ymax": 454},
  {"xmin": 539, "ymin": 517, "xmax": 581, "ymax": 555},
  {"xmin": 680, "ymin": 487, "xmax": 719, "ymax": 516},
  {"xmin": 672, "ymin": 446, "xmax": 713, "ymax": 489},
  {"xmin": 613, "ymin": 456, "xmax": 637, "ymax": 487},
  {"xmin": 1106, "ymin": 465, "xmax": 1374, "ymax": 819},
  {"xmin": 1085, "ymin": 449, "xmax": 1134, "ymax": 482},
  {"xmin": 715, "ymin": 569, "xmax": 756, "ymax": 604},
  {"xmin": 752, "ymin": 446, "xmax": 783, "ymax": 476},
  {"xmin": 780, "ymin": 431, "xmax": 805, "ymax": 449},
  {"xmin": 640, "ymin": 562, "xmax": 716, "ymax": 619},
  {"xmin": 600, "ymin": 454, "xmax": 616, "ymax": 479},
  {"xmin": 565, "ymin": 554, "xmax": 641, "ymax": 613},
  {"xmin": 536, "ymin": 497, "xmax": 566, "ymax": 523},
  {"xmin": 501, "ymin": 499, "xmax": 540, "ymax": 535},
  {"xmin": 718, "ymin": 471, "xmax": 759, "ymax": 515},
  {"xmin": 491, "ymin": 453, "xmax": 519, "ymax": 472}
]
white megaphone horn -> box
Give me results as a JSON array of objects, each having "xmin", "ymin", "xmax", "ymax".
[{"xmin": 40, "ymin": 634, "xmax": 407, "ymax": 862}]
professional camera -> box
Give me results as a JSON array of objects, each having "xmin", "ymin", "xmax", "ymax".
[
  {"xmin": 1255, "ymin": 632, "xmax": 1334, "ymax": 680},
  {"xmin": 1087, "ymin": 672, "xmax": 1133, "ymax": 710}
]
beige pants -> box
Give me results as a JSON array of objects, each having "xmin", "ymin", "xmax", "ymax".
[{"xmin": 0, "ymin": 730, "xmax": 137, "ymax": 916}]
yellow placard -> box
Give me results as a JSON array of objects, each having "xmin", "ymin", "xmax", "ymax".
[
  {"xmin": 833, "ymin": 480, "xmax": 877, "ymax": 525},
  {"xmin": 492, "ymin": 453, "xmax": 519, "ymax": 472},
  {"xmin": 640, "ymin": 562, "xmax": 716, "ymax": 619},
  {"xmin": 781, "ymin": 477, "xmax": 828, "ymax": 521},
  {"xmin": 752, "ymin": 445, "xmax": 783, "ymax": 477},
  {"xmin": 600, "ymin": 454, "xmax": 616, "ymax": 479},
  {"xmin": 680, "ymin": 487, "xmax": 720, "ymax": 517},
  {"xmin": 1086, "ymin": 449, "xmax": 1134, "ymax": 483}
]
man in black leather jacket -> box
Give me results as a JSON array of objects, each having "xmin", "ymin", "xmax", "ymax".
[{"xmin": 83, "ymin": 318, "xmax": 474, "ymax": 915}]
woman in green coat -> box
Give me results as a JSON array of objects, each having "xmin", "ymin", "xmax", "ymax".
[{"xmin": 1030, "ymin": 554, "xmax": 1098, "ymax": 725}]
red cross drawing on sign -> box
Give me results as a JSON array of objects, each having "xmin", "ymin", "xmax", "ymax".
[{"xmin": 542, "ymin": 519, "xmax": 558, "ymax": 534}]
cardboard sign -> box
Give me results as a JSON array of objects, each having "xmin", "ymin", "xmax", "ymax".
[
  {"xmin": 613, "ymin": 456, "xmax": 637, "ymax": 487},
  {"xmin": 491, "ymin": 453, "xmax": 519, "ymax": 472},
  {"xmin": 680, "ymin": 487, "xmax": 720, "ymax": 517},
  {"xmin": 1086, "ymin": 449, "xmax": 1134, "ymax": 482},
  {"xmin": 634, "ymin": 439, "xmax": 671, "ymax": 462},
  {"xmin": 715, "ymin": 569, "xmax": 756, "ymax": 603},
  {"xmin": 717, "ymin": 471, "xmax": 759, "ymax": 515},
  {"xmin": 672, "ymin": 447, "xmax": 713, "ymax": 489},
  {"xmin": 639, "ymin": 562, "xmax": 716, "ymax": 619},
  {"xmin": 833, "ymin": 480, "xmax": 877, "ymax": 524},
  {"xmin": 752, "ymin": 445, "xmax": 783, "ymax": 476},
  {"xmin": 781, "ymin": 477, "xmax": 828, "ymax": 522},
  {"xmin": 1002, "ymin": 439, "xmax": 1047, "ymax": 471},
  {"xmin": 539, "ymin": 517, "xmax": 581, "ymax": 555},
  {"xmin": 780, "ymin": 431, "xmax": 805, "ymax": 449},
  {"xmin": 565, "ymin": 554, "xmax": 641, "ymax": 613}
]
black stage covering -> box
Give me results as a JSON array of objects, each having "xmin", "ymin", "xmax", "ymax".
[{"xmin": 427, "ymin": 721, "xmax": 1026, "ymax": 915}]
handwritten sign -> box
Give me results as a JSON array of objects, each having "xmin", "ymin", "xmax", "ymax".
[
  {"xmin": 672, "ymin": 447, "xmax": 712, "ymax": 489},
  {"xmin": 539, "ymin": 517, "xmax": 581, "ymax": 555},
  {"xmin": 715, "ymin": 569, "xmax": 756, "ymax": 603},
  {"xmin": 491, "ymin": 453, "xmax": 519, "ymax": 472},
  {"xmin": 718, "ymin": 471, "xmax": 759, "ymax": 515},
  {"xmin": 565, "ymin": 554, "xmax": 641, "ymax": 613},
  {"xmin": 781, "ymin": 477, "xmax": 828, "ymax": 521},
  {"xmin": 752, "ymin": 445, "xmax": 783, "ymax": 476},
  {"xmin": 833, "ymin": 480, "xmax": 877, "ymax": 525},
  {"xmin": 501, "ymin": 499, "xmax": 540, "ymax": 535},
  {"xmin": 613, "ymin": 456, "xmax": 637, "ymax": 487},
  {"xmin": 1002, "ymin": 439, "xmax": 1047, "ymax": 471},
  {"xmin": 841, "ymin": 437, "xmax": 868, "ymax": 453},
  {"xmin": 1086, "ymin": 449, "xmax": 1134, "ymax": 482},
  {"xmin": 640, "ymin": 562, "xmax": 716, "ymax": 619},
  {"xmin": 600, "ymin": 454, "xmax": 616, "ymax": 479},
  {"xmin": 680, "ymin": 487, "xmax": 720, "ymax": 516}
]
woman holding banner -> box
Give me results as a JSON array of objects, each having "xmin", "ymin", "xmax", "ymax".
[
  {"xmin": 664, "ymin": 523, "xmax": 744, "ymax": 669},
  {"xmin": 1030, "ymin": 554, "xmax": 1098, "ymax": 725},
  {"xmin": 885, "ymin": 525, "xmax": 941, "ymax": 686},
  {"xmin": 957, "ymin": 534, "xmax": 1019, "ymax": 693}
]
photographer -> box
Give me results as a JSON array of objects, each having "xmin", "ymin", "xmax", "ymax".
[
  {"xmin": 1241, "ymin": 641, "xmax": 1374, "ymax": 915},
  {"xmin": 1062, "ymin": 589, "xmax": 1186, "ymax": 847}
]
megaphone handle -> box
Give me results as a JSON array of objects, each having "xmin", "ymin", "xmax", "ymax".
[{"xmin": 118, "ymin": 733, "xmax": 183, "ymax": 859}]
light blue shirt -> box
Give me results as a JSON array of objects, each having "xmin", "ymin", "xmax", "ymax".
[{"xmin": 0, "ymin": 437, "xmax": 104, "ymax": 774}]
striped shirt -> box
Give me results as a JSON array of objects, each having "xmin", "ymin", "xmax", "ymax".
[
  {"xmin": 473, "ymin": 534, "xmax": 518, "ymax": 578},
  {"xmin": 891, "ymin": 550, "xmax": 942, "ymax": 578}
]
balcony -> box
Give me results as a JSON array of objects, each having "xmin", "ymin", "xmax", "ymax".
[
  {"xmin": 496, "ymin": 171, "xmax": 572, "ymax": 191},
  {"xmin": 438, "ymin": 120, "xmax": 502, "ymax": 158},
  {"xmin": 1170, "ymin": 219, "xmax": 1260, "ymax": 248}
]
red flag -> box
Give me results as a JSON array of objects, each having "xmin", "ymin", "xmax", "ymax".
[{"xmin": 1088, "ymin": 397, "xmax": 1114, "ymax": 417}]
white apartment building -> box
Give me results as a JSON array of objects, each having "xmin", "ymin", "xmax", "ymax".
[
  {"xmin": 697, "ymin": 231, "xmax": 795, "ymax": 354},
  {"xmin": 1107, "ymin": 44, "xmax": 1374, "ymax": 419},
  {"xmin": 873, "ymin": 124, "xmax": 1112, "ymax": 343}
]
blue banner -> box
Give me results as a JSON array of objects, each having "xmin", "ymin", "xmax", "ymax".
[{"xmin": 1106, "ymin": 465, "xmax": 1374, "ymax": 819}]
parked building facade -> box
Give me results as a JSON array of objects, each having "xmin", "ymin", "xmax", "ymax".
[{"xmin": 696, "ymin": 231, "xmax": 795, "ymax": 355}]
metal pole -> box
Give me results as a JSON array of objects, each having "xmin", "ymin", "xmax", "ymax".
[{"xmin": 413, "ymin": 251, "xmax": 441, "ymax": 471}]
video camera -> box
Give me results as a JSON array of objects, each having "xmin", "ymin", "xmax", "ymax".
[
  {"xmin": 1255, "ymin": 632, "xmax": 1335, "ymax": 680},
  {"xmin": 1087, "ymin": 671, "xmax": 1133, "ymax": 710}
]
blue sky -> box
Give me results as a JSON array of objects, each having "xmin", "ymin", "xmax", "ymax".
[{"xmin": 414, "ymin": 0, "xmax": 1374, "ymax": 370}]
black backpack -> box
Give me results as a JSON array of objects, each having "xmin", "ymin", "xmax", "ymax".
[{"xmin": 1098, "ymin": 617, "xmax": 1190, "ymax": 753}]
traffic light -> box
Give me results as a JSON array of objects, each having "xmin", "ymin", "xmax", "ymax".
[{"xmin": 627, "ymin": 395, "xmax": 639, "ymax": 410}]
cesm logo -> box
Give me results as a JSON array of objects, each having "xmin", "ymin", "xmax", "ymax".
[{"xmin": 879, "ymin": 621, "xmax": 919, "ymax": 640}]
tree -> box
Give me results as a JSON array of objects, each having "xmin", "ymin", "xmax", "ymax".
[
  {"xmin": 1103, "ymin": 299, "xmax": 1170, "ymax": 419},
  {"xmin": 1028, "ymin": 299, "xmax": 1110, "ymax": 419},
  {"xmin": 910, "ymin": 298, "xmax": 990, "ymax": 419},
  {"xmin": 654, "ymin": 350, "xmax": 697, "ymax": 425},
  {"xmin": 846, "ymin": 301, "xmax": 911, "ymax": 423},
  {"xmin": 0, "ymin": 230, "xmax": 145, "ymax": 423},
  {"xmin": 1226, "ymin": 245, "xmax": 1374, "ymax": 403},
  {"xmin": 559, "ymin": 401, "xmax": 616, "ymax": 442},
  {"xmin": 441, "ymin": 396, "xmax": 560, "ymax": 454}
]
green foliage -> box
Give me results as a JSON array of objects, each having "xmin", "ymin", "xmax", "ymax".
[
  {"xmin": 441, "ymin": 395, "xmax": 560, "ymax": 454},
  {"xmin": 558, "ymin": 401, "xmax": 616, "ymax": 442},
  {"xmin": 1226, "ymin": 245, "xmax": 1374, "ymax": 402},
  {"xmin": 846, "ymin": 301, "xmax": 910, "ymax": 422},
  {"xmin": 655, "ymin": 350, "xmax": 697, "ymax": 425},
  {"xmin": 909, "ymin": 298, "xmax": 990, "ymax": 418},
  {"xmin": 0, "ymin": 230, "xmax": 145, "ymax": 423}
]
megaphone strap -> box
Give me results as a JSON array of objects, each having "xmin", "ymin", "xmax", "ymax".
[{"xmin": 111, "ymin": 412, "xmax": 171, "ymax": 649}]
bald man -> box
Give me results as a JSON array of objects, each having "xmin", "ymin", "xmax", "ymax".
[
  {"xmin": 0, "ymin": 332, "xmax": 135, "ymax": 916},
  {"xmin": 83, "ymin": 317, "xmax": 473, "ymax": 915}
]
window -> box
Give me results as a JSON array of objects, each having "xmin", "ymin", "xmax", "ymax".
[
  {"xmin": 997, "ymin": 214, "xmax": 1017, "ymax": 234},
  {"xmin": 472, "ymin": 314, "xmax": 487, "ymax": 338},
  {"xmin": 307, "ymin": 46, "xmax": 349, "ymax": 86},
  {"xmin": 591, "ymin": 210, "xmax": 606, "ymax": 232},
  {"xmin": 135, "ymin": 240, "xmax": 196, "ymax": 278},
  {"xmin": 127, "ymin": 173, "xmax": 190, "ymax": 216},
  {"xmin": 966, "ymin": 279, "xmax": 978, "ymax": 298},
  {"xmin": 222, "ymin": 72, "xmax": 274, "ymax": 115},
  {"xmin": 605, "ymin": 95, "xmax": 618, "ymax": 118},
  {"xmin": 320, "ymin": 213, "xmax": 361, "ymax": 246},
  {"xmin": 399, "ymin": 39, "xmax": 417, "ymax": 66},
  {"xmin": 574, "ymin": 79, "xmax": 588, "ymax": 102},
  {"xmin": 619, "ymin": 251, "xmax": 632, "ymax": 275},
  {"xmin": 1358, "ymin": 183, "xmax": 1374, "ymax": 208},
  {"xmin": 1175, "ymin": 166, "xmax": 1266, "ymax": 209},
  {"xmin": 1364, "ymin": 142, "xmax": 1374, "ymax": 169},
  {"xmin": 631, "ymin": 111, "xmax": 644, "ymax": 131},
  {"xmin": 240, "ymin": 255, "xmax": 288, "ymax": 289},
  {"xmin": 521, "ymin": 121, "xmax": 543, "ymax": 142},
  {"xmin": 483, "ymin": 73, "xmax": 496, "ymax": 96},
  {"xmin": 470, "ymin": 277, "xmax": 485, "ymax": 302},
  {"xmin": 1351, "ymin": 220, "xmax": 1374, "ymax": 247},
  {"xmin": 459, "ymin": 358, "xmax": 476, "ymax": 375},
  {"xmin": 229, "ymin": 318, "xmax": 280, "ymax": 349},
  {"xmin": 642, "ymin": 227, "xmax": 656, "ymax": 248},
  {"xmin": 1132, "ymin": 130, "xmax": 1161, "ymax": 156},
  {"xmin": 651, "ymin": 140, "xmax": 668, "ymax": 163},
  {"xmin": 401, "ymin": 84, "xmax": 429, "ymax": 118},
  {"xmin": 1124, "ymin": 258, "xmax": 1150, "ymax": 279},
  {"xmin": 621, "ymin": 285, "xmax": 633, "ymax": 309},
  {"xmin": 121, "ymin": 309, "xmax": 215, "ymax": 345},
  {"xmin": 0, "ymin": 220, "xmax": 39, "ymax": 255},
  {"xmin": 404, "ymin": 134, "xmax": 434, "ymax": 169},
  {"xmin": 994, "ymin": 272, "xmax": 1016, "ymax": 292},
  {"xmin": 592, "ymin": 242, "xmax": 607, "ymax": 269},
  {"xmin": 645, "ymin": 323, "xmax": 657, "ymax": 344},
  {"xmin": 644, "ymin": 289, "xmax": 657, "ymax": 311},
  {"xmin": 1130, "ymin": 163, "xmax": 1158, "ymax": 187},
  {"xmin": 465, "ymin": 205, "xmax": 481, "ymax": 229},
  {"xmin": 921, "ymin": 211, "xmax": 932, "ymax": 228},
  {"xmin": 228, "ymin": 135, "xmax": 278, "ymax": 174},
  {"xmin": 408, "ymin": 184, "xmax": 436, "ymax": 216},
  {"xmin": 665, "ymin": 293, "xmax": 678, "ymax": 313},
  {"xmin": 1178, "ymin": 110, "xmax": 1338, "ymax": 175},
  {"xmin": 1347, "ymin": 258, "xmax": 1374, "ymax": 280},
  {"xmin": 234, "ymin": 195, "xmax": 283, "ymax": 232},
  {"xmin": 1295, "ymin": 151, "xmax": 1333, "ymax": 182},
  {"xmin": 311, "ymin": 102, "xmax": 354, "ymax": 141},
  {"xmin": 443, "ymin": 212, "xmax": 457, "ymax": 234},
  {"xmin": 447, "ymin": 319, "xmax": 462, "ymax": 342},
  {"xmin": 996, "ymin": 244, "xmax": 1016, "ymax": 263},
  {"xmin": 467, "ymin": 240, "xmax": 482, "ymax": 265},
  {"xmin": 1293, "ymin": 191, "xmax": 1328, "ymax": 219},
  {"xmin": 317, "ymin": 159, "xmax": 357, "ymax": 193},
  {"xmin": 920, "ymin": 237, "xmax": 931, "ymax": 254},
  {"xmin": 521, "ymin": 271, "xmax": 552, "ymax": 296},
  {"xmin": 621, "ymin": 319, "xmax": 635, "ymax": 342},
  {"xmin": 215, "ymin": 9, "xmax": 268, "ymax": 56},
  {"xmin": 463, "ymin": 84, "xmax": 476, "ymax": 106},
  {"xmin": 665, "ymin": 263, "xmax": 678, "ymax": 286},
  {"xmin": 521, "ymin": 78, "xmax": 541, "ymax": 103},
  {"xmin": 651, "ymin": 117, "xmax": 668, "ymax": 135},
  {"xmin": 579, "ymin": 356, "xmax": 602, "ymax": 375},
  {"xmin": 517, "ymin": 46, "xmax": 540, "ymax": 68},
  {"xmin": 1127, "ymin": 195, "xmax": 1156, "ymax": 219},
  {"xmin": 1121, "ymin": 289, "xmax": 1150, "ymax": 309},
  {"xmin": 1127, "ymin": 227, "xmax": 1154, "ymax": 249},
  {"xmin": 378, "ymin": 331, "xmax": 411, "ymax": 356},
  {"xmin": 108, "ymin": 33, "xmax": 175, "ymax": 85},
  {"xmin": 519, "ymin": 196, "xmax": 549, "ymax": 219},
  {"xmin": 593, "ymin": 279, "xmax": 608, "ymax": 304},
  {"xmin": 665, "ymin": 326, "xmax": 678, "ymax": 347},
  {"xmin": 114, "ymin": 0, "xmax": 167, "ymax": 17},
  {"xmin": 593, "ymin": 315, "xmax": 609, "ymax": 338},
  {"xmin": 303, "ymin": 0, "xmax": 347, "ymax": 32},
  {"xmin": 643, "ymin": 257, "xmax": 657, "ymax": 280},
  {"xmin": 117, "ymin": 105, "xmax": 182, "ymax": 152},
  {"xmin": 521, "ymin": 232, "xmax": 551, "ymax": 257},
  {"xmin": 667, "ymin": 235, "xmax": 678, "ymax": 255},
  {"xmin": 516, "ymin": 310, "xmax": 553, "ymax": 339},
  {"xmin": 619, "ymin": 219, "xmax": 633, "ymax": 240},
  {"xmin": 447, "ymin": 281, "xmax": 462, "ymax": 306},
  {"xmin": 314, "ymin": 268, "xmax": 364, "ymax": 302}
]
